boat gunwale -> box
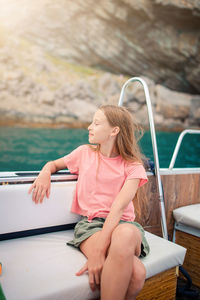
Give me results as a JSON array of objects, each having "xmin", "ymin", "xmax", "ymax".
[{"xmin": 0, "ymin": 168, "xmax": 200, "ymax": 184}]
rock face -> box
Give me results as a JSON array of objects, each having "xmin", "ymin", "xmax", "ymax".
[
  {"xmin": 0, "ymin": 0, "xmax": 199, "ymax": 130},
  {"xmin": 0, "ymin": 0, "xmax": 199, "ymax": 93},
  {"xmin": 0, "ymin": 40, "xmax": 199, "ymax": 130}
]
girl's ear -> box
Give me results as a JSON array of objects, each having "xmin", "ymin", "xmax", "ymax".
[{"xmin": 111, "ymin": 126, "xmax": 120, "ymax": 137}]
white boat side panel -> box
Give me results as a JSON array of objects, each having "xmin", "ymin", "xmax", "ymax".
[
  {"xmin": 160, "ymin": 168, "xmax": 200, "ymax": 175},
  {"xmin": 0, "ymin": 182, "xmax": 81, "ymax": 234},
  {"xmin": 0, "ymin": 168, "xmax": 200, "ymax": 186},
  {"xmin": 1, "ymin": 169, "xmax": 200, "ymax": 185},
  {"xmin": 0, "ymin": 172, "xmax": 78, "ymax": 183},
  {"xmin": 0, "ymin": 230, "xmax": 186, "ymax": 300}
]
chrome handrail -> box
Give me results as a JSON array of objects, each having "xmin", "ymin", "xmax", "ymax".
[
  {"xmin": 118, "ymin": 77, "xmax": 168, "ymax": 240},
  {"xmin": 169, "ymin": 129, "xmax": 200, "ymax": 170}
]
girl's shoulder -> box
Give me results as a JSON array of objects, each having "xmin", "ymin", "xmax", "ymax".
[
  {"xmin": 124, "ymin": 159, "xmax": 142, "ymax": 167},
  {"xmin": 124, "ymin": 160, "xmax": 147, "ymax": 183},
  {"xmin": 124, "ymin": 159, "xmax": 145, "ymax": 174},
  {"xmin": 81, "ymin": 144, "xmax": 97, "ymax": 150},
  {"xmin": 75, "ymin": 144, "xmax": 97, "ymax": 154},
  {"xmin": 75, "ymin": 144, "xmax": 90, "ymax": 151}
]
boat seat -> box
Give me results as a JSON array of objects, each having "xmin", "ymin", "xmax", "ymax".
[
  {"xmin": 173, "ymin": 204, "xmax": 200, "ymax": 235},
  {"xmin": 0, "ymin": 181, "xmax": 186, "ymax": 299},
  {"xmin": 0, "ymin": 230, "xmax": 186, "ymax": 300},
  {"xmin": 173, "ymin": 204, "xmax": 200, "ymax": 288}
]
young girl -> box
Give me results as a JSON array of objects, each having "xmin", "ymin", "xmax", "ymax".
[{"xmin": 29, "ymin": 105, "xmax": 150, "ymax": 300}]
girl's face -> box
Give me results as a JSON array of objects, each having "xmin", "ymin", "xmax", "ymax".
[{"xmin": 88, "ymin": 109, "xmax": 116, "ymax": 145}]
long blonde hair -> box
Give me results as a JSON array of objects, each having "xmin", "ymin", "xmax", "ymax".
[
  {"xmin": 90, "ymin": 105, "xmax": 146, "ymax": 212},
  {"xmin": 91, "ymin": 105, "xmax": 144, "ymax": 164}
]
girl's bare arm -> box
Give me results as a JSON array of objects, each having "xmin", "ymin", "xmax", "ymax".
[
  {"xmin": 28, "ymin": 158, "xmax": 66, "ymax": 204},
  {"xmin": 77, "ymin": 178, "xmax": 140, "ymax": 286},
  {"xmin": 98, "ymin": 178, "xmax": 140, "ymax": 252}
]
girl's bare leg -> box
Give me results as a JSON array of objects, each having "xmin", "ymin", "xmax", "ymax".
[
  {"xmin": 125, "ymin": 256, "xmax": 146, "ymax": 300},
  {"xmin": 80, "ymin": 224, "xmax": 144, "ymax": 300},
  {"xmin": 100, "ymin": 224, "xmax": 142, "ymax": 300}
]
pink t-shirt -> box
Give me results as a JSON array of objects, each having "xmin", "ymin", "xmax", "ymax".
[{"xmin": 64, "ymin": 145, "xmax": 148, "ymax": 222}]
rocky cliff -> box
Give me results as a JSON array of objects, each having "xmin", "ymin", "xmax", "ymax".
[{"xmin": 0, "ymin": 0, "xmax": 199, "ymax": 130}]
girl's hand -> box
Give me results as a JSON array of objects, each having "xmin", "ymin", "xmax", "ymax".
[
  {"xmin": 76, "ymin": 249, "xmax": 106, "ymax": 291},
  {"xmin": 28, "ymin": 170, "xmax": 51, "ymax": 204}
]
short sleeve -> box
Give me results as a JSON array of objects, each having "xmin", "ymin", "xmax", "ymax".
[
  {"xmin": 63, "ymin": 145, "xmax": 84, "ymax": 174},
  {"xmin": 125, "ymin": 162, "xmax": 148, "ymax": 187}
]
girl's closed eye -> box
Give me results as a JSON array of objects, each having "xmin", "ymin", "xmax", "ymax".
[{"xmin": 93, "ymin": 119, "xmax": 100, "ymax": 125}]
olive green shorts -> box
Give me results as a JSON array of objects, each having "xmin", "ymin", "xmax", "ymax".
[{"xmin": 67, "ymin": 216, "xmax": 150, "ymax": 258}]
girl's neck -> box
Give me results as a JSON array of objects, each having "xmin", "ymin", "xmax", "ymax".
[{"xmin": 100, "ymin": 144, "xmax": 119, "ymax": 158}]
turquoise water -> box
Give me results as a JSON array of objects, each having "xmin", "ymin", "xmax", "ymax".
[{"xmin": 0, "ymin": 127, "xmax": 199, "ymax": 171}]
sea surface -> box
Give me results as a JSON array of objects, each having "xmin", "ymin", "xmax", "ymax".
[{"xmin": 0, "ymin": 127, "xmax": 199, "ymax": 171}]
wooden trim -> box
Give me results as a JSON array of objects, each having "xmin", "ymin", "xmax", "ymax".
[
  {"xmin": 135, "ymin": 173, "xmax": 200, "ymax": 239},
  {"xmin": 176, "ymin": 230, "xmax": 200, "ymax": 287},
  {"xmin": 162, "ymin": 173, "xmax": 200, "ymax": 239},
  {"xmin": 134, "ymin": 176, "xmax": 162, "ymax": 236},
  {"xmin": 136, "ymin": 267, "xmax": 178, "ymax": 300}
]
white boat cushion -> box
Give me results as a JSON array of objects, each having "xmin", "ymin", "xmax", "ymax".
[
  {"xmin": 0, "ymin": 230, "xmax": 186, "ymax": 300},
  {"xmin": 0, "ymin": 182, "xmax": 81, "ymax": 235},
  {"xmin": 173, "ymin": 204, "xmax": 200, "ymax": 229}
]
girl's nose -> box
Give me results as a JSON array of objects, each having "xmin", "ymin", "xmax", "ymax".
[{"xmin": 88, "ymin": 120, "xmax": 95, "ymax": 131}]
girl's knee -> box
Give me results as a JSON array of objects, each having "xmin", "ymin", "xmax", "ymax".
[
  {"xmin": 117, "ymin": 224, "xmax": 141, "ymax": 244},
  {"xmin": 109, "ymin": 224, "xmax": 141, "ymax": 258}
]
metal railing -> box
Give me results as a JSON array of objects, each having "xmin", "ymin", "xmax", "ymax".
[
  {"xmin": 169, "ymin": 129, "xmax": 200, "ymax": 170},
  {"xmin": 118, "ymin": 77, "xmax": 168, "ymax": 240}
]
